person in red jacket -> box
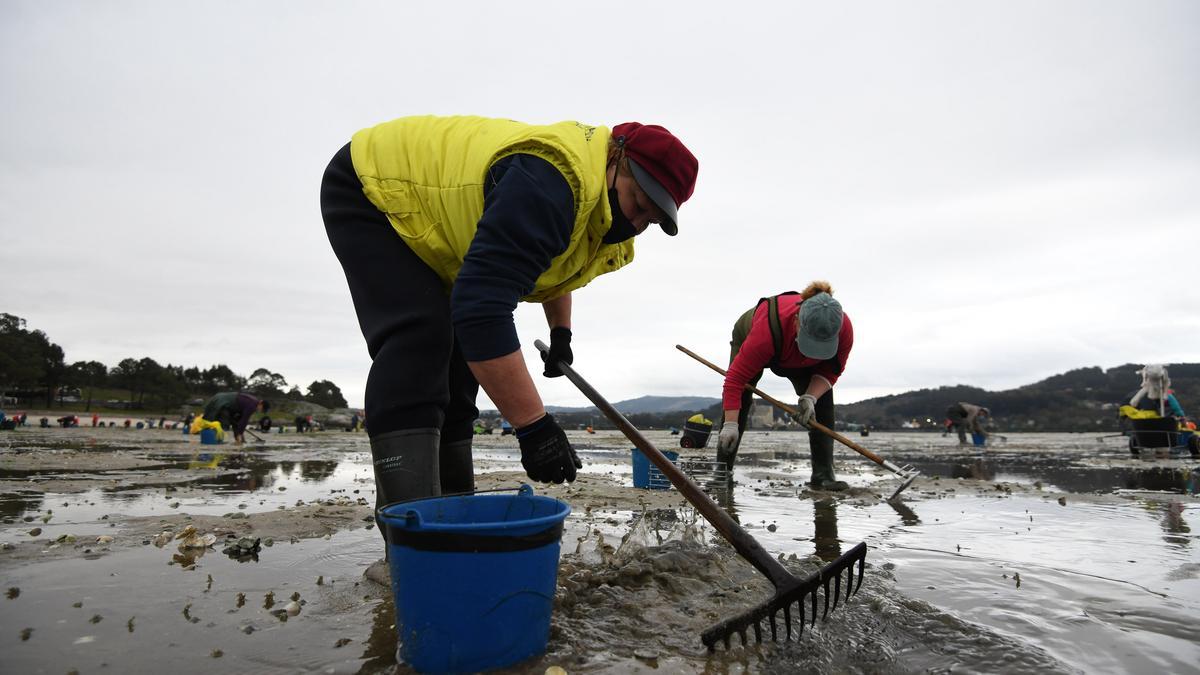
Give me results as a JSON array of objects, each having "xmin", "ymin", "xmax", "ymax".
[{"xmin": 717, "ymin": 281, "xmax": 854, "ymax": 490}]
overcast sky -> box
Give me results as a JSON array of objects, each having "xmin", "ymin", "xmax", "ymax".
[{"xmin": 2, "ymin": 1, "xmax": 1197, "ymax": 410}]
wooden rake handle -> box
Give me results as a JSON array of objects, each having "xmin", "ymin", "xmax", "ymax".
[
  {"xmin": 536, "ymin": 340, "xmax": 796, "ymax": 589},
  {"xmin": 675, "ymin": 344, "xmax": 891, "ymax": 467}
]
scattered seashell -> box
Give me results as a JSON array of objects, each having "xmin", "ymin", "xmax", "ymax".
[
  {"xmin": 178, "ymin": 533, "xmax": 217, "ymax": 550},
  {"xmin": 20, "ymin": 627, "xmax": 32, "ymax": 641},
  {"xmin": 175, "ymin": 526, "xmax": 197, "ymax": 540},
  {"xmin": 6, "ymin": 587, "xmax": 19, "ymax": 599},
  {"xmin": 284, "ymin": 600, "xmax": 301, "ymax": 616},
  {"xmin": 96, "ymin": 535, "xmax": 114, "ymax": 544},
  {"xmin": 334, "ymin": 637, "xmax": 352, "ymax": 648},
  {"xmin": 211, "ymin": 649, "xmax": 223, "ymax": 658},
  {"xmin": 28, "ymin": 528, "xmax": 42, "ymax": 537},
  {"xmin": 89, "ymin": 614, "xmax": 102, "ymax": 624}
]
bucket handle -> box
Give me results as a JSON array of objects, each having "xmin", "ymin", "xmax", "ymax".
[{"xmin": 380, "ymin": 483, "xmax": 537, "ymax": 528}]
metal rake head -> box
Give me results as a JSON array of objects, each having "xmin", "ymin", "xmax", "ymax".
[
  {"xmin": 888, "ymin": 465, "xmax": 921, "ymax": 501},
  {"xmin": 701, "ymin": 542, "xmax": 867, "ymax": 651}
]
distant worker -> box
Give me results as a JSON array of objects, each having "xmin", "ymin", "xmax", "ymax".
[
  {"xmin": 91, "ymin": 413, "xmax": 99, "ymax": 427},
  {"xmin": 201, "ymin": 392, "xmax": 269, "ymax": 445},
  {"xmin": 1129, "ymin": 364, "xmax": 1186, "ymax": 419},
  {"xmin": 945, "ymin": 402, "xmax": 990, "ymax": 445},
  {"xmin": 321, "ymin": 113, "xmax": 699, "ymax": 522},
  {"xmin": 716, "ymin": 282, "xmax": 855, "ymax": 490}
]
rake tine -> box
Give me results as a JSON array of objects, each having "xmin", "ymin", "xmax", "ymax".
[
  {"xmin": 810, "ymin": 583, "xmax": 818, "ymax": 627},
  {"xmin": 738, "ymin": 628, "xmax": 748, "ymax": 646},
  {"xmin": 769, "ymin": 611, "xmax": 778, "ymax": 641},
  {"xmin": 831, "ymin": 570, "xmax": 842, "ymax": 614},
  {"xmin": 822, "ymin": 575, "xmax": 831, "ymax": 620},
  {"xmin": 797, "ymin": 598, "xmax": 805, "ymax": 639},
  {"xmin": 844, "ymin": 565, "xmax": 855, "ymax": 603},
  {"xmin": 854, "ymin": 551, "xmax": 865, "ymax": 594},
  {"xmin": 752, "ymin": 621, "xmax": 762, "ymax": 644},
  {"xmin": 783, "ymin": 604, "xmax": 793, "ymax": 640}
]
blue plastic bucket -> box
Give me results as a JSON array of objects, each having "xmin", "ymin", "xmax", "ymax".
[
  {"xmin": 971, "ymin": 432, "xmax": 986, "ymax": 447},
  {"xmin": 199, "ymin": 428, "xmax": 221, "ymax": 445},
  {"xmin": 378, "ymin": 485, "xmax": 570, "ymax": 673},
  {"xmin": 631, "ymin": 448, "xmax": 678, "ymax": 489}
]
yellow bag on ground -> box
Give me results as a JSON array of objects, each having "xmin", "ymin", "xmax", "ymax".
[
  {"xmin": 190, "ymin": 416, "xmax": 225, "ymax": 442},
  {"xmin": 687, "ymin": 413, "xmax": 712, "ymax": 426}
]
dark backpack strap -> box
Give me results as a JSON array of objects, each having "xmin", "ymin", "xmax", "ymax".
[
  {"xmin": 755, "ymin": 292, "xmax": 799, "ymax": 368},
  {"xmin": 763, "ymin": 291, "xmax": 844, "ymax": 375},
  {"xmin": 766, "ymin": 295, "xmax": 783, "ymax": 360}
]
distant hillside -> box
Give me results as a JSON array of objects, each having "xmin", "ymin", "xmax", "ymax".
[
  {"xmin": 836, "ymin": 363, "xmax": 1200, "ymax": 432},
  {"xmin": 545, "ymin": 394, "xmax": 719, "ymax": 415}
]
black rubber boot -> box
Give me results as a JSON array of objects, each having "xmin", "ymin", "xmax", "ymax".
[
  {"xmin": 364, "ymin": 428, "xmax": 442, "ymax": 586},
  {"xmin": 808, "ymin": 445, "xmax": 848, "ymax": 491},
  {"xmin": 438, "ymin": 437, "xmax": 475, "ymax": 494},
  {"xmin": 370, "ymin": 428, "xmax": 442, "ymax": 542}
]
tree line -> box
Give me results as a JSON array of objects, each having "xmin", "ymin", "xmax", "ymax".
[
  {"xmin": 0, "ymin": 313, "xmax": 348, "ymax": 412},
  {"xmin": 836, "ymin": 364, "xmax": 1200, "ymax": 431}
]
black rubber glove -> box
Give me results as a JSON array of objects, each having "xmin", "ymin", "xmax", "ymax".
[
  {"xmin": 540, "ymin": 327, "xmax": 573, "ymax": 378},
  {"xmin": 515, "ymin": 413, "xmax": 581, "ymax": 484}
]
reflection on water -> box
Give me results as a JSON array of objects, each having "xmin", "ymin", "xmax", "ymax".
[
  {"xmin": 357, "ymin": 596, "xmax": 400, "ymax": 674},
  {"xmin": 0, "ymin": 492, "xmax": 44, "ymax": 520},
  {"xmin": 812, "ymin": 497, "xmax": 841, "ymax": 561},
  {"xmin": 1153, "ymin": 500, "xmax": 1191, "ymax": 549},
  {"xmin": 0, "ymin": 454, "xmax": 350, "ymax": 521},
  {"xmin": 898, "ymin": 455, "xmax": 1199, "ymax": 494},
  {"xmin": 887, "ymin": 498, "xmax": 920, "ymax": 526}
]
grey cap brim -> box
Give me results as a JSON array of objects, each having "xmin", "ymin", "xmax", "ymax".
[
  {"xmin": 628, "ymin": 158, "xmax": 678, "ymax": 236},
  {"xmin": 796, "ymin": 329, "xmax": 839, "ymax": 360}
]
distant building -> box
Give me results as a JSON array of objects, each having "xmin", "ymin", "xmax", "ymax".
[{"xmin": 748, "ymin": 400, "xmax": 774, "ymax": 429}]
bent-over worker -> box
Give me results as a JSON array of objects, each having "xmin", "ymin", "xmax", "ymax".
[
  {"xmin": 321, "ymin": 114, "xmax": 699, "ymax": 532},
  {"xmin": 716, "ymin": 281, "xmax": 854, "ymax": 490}
]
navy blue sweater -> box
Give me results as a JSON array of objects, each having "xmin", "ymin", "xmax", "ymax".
[{"xmin": 450, "ymin": 154, "xmax": 576, "ymax": 361}]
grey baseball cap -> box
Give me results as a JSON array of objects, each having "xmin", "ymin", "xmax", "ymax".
[
  {"xmin": 627, "ymin": 158, "xmax": 679, "ymax": 236},
  {"xmin": 796, "ymin": 293, "xmax": 843, "ymax": 360}
]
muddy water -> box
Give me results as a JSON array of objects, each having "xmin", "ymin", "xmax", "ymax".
[{"xmin": 1, "ymin": 428, "xmax": 1198, "ymax": 673}]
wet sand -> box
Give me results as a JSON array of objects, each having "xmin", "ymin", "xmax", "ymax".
[{"xmin": 2, "ymin": 426, "xmax": 1197, "ymax": 673}]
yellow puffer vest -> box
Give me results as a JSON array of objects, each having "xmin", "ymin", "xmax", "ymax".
[{"xmin": 350, "ymin": 115, "xmax": 634, "ymax": 302}]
